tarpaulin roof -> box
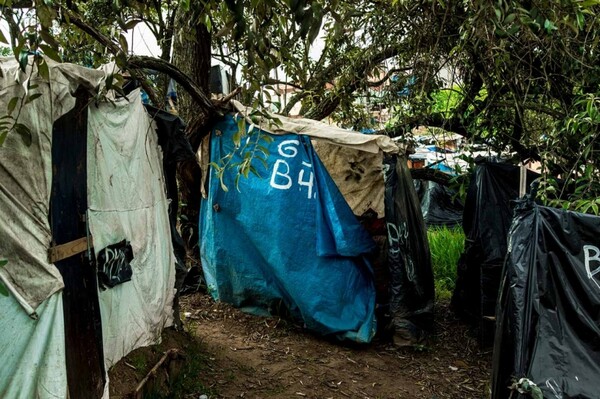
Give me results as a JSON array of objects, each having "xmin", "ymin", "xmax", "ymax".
[{"xmin": 231, "ymin": 100, "xmax": 400, "ymax": 154}]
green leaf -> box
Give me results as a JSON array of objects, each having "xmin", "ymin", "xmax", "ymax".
[
  {"xmin": 576, "ymin": 11, "xmax": 585, "ymax": 30},
  {"xmin": 0, "ymin": 129, "xmax": 8, "ymax": 146},
  {"xmin": 236, "ymin": 117, "xmax": 246, "ymax": 137},
  {"xmin": 261, "ymin": 134, "xmax": 274, "ymax": 143},
  {"xmin": 219, "ymin": 178, "xmax": 229, "ymax": 192},
  {"xmin": 504, "ymin": 13, "xmax": 516, "ymax": 24},
  {"xmin": 119, "ymin": 34, "xmax": 129, "ymax": 54},
  {"xmin": 39, "ymin": 30, "xmax": 59, "ymax": 48},
  {"xmin": 19, "ymin": 50, "xmax": 29, "ymax": 72},
  {"xmin": 124, "ymin": 19, "xmax": 141, "ymax": 30},
  {"xmin": 0, "ymin": 282, "xmax": 8, "ymax": 297},
  {"xmin": 39, "ymin": 44, "xmax": 61, "ymax": 62},
  {"xmin": 0, "ymin": 259, "xmax": 7, "ymax": 268},
  {"xmin": 0, "ymin": 29, "xmax": 8, "ymax": 45},
  {"xmin": 257, "ymin": 145, "xmax": 270, "ymax": 156},
  {"xmin": 494, "ymin": 7, "xmax": 502, "ymax": 20},
  {"xmin": 544, "ymin": 19, "xmax": 557, "ymax": 32},
  {"xmin": 7, "ymin": 97, "xmax": 18, "ymax": 115},
  {"xmin": 256, "ymin": 156, "xmax": 268, "ymax": 170},
  {"xmin": 507, "ymin": 24, "xmax": 520, "ymax": 35},
  {"xmin": 234, "ymin": 174, "xmax": 241, "ymax": 190},
  {"xmin": 37, "ymin": 58, "xmax": 50, "ymax": 80},
  {"xmin": 232, "ymin": 129, "xmax": 241, "ymax": 147},
  {"xmin": 26, "ymin": 93, "xmax": 42, "ymax": 105},
  {"xmin": 204, "ymin": 14, "xmax": 212, "ymax": 32},
  {"xmin": 36, "ymin": 4, "xmax": 54, "ymax": 28},
  {"xmin": 13, "ymin": 123, "xmax": 32, "ymax": 146},
  {"xmin": 249, "ymin": 165, "xmax": 260, "ymax": 177}
]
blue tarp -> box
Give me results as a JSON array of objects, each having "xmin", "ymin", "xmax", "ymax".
[{"xmin": 200, "ymin": 115, "xmax": 378, "ymax": 342}]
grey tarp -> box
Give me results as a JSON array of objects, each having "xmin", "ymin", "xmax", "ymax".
[
  {"xmin": 87, "ymin": 90, "xmax": 175, "ymax": 371},
  {"xmin": 0, "ymin": 57, "xmax": 104, "ymax": 313},
  {"xmin": 0, "ymin": 58, "xmax": 176, "ymax": 398}
]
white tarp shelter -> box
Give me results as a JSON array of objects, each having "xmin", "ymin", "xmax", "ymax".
[{"xmin": 0, "ymin": 57, "xmax": 175, "ymax": 398}]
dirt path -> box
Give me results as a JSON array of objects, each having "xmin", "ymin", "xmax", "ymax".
[
  {"xmin": 179, "ymin": 293, "xmax": 491, "ymax": 399},
  {"xmin": 110, "ymin": 292, "xmax": 491, "ymax": 398}
]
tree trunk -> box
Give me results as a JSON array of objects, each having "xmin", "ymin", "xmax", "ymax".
[
  {"xmin": 172, "ymin": 14, "xmax": 211, "ymax": 122},
  {"xmin": 172, "ymin": 6, "xmax": 212, "ymax": 259}
]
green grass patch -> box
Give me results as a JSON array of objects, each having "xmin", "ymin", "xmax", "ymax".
[{"xmin": 427, "ymin": 226, "xmax": 465, "ymax": 300}]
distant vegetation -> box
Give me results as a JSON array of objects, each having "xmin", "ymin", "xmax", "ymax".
[{"xmin": 428, "ymin": 226, "xmax": 464, "ymax": 301}]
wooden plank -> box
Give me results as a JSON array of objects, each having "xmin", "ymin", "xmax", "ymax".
[
  {"xmin": 48, "ymin": 237, "xmax": 92, "ymax": 263},
  {"xmin": 51, "ymin": 90, "xmax": 106, "ymax": 398}
]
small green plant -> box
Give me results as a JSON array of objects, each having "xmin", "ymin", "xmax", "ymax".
[
  {"xmin": 427, "ymin": 227, "xmax": 464, "ymax": 300},
  {"xmin": 128, "ymin": 352, "xmax": 147, "ymax": 371}
]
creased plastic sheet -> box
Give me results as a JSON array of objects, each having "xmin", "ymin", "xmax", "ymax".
[
  {"xmin": 451, "ymin": 159, "xmax": 538, "ymax": 344},
  {"xmin": 384, "ymin": 156, "xmax": 435, "ymax": 341},
  {"xmin": 87, "ymin": 90, "xmax": 175, "ymax": 369},
  {"xmin": 313, "ymin": 140, "xmax": 386, "ymax": 218},
  {"xmin": 413, "ymin": 179, "xmax": 463, "ymax": 227},
  {"xmin": 492, "ymin": 202, "xmax": 600, "ymax": 399},
  {"xmin": 0, "ymin": 56, "xmax": 105, "ymax": 312},
  {"xmin": 0, "ymin": 291, "xmax": 67, "ymax": 399},
  {"xmin": 200, "ymin": 114, "xmax": 377, "ymax": 343}
]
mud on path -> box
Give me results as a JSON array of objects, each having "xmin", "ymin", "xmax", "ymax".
[{"xmin": 110, "ymin": 293, "xmax": 491, "ymax": 399}]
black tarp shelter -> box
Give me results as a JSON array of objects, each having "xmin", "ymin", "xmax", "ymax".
[{"xmin": 492, "ymin": 202, "xmax": 600, "ymax": 399}]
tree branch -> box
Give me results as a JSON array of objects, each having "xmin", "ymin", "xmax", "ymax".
[
  {"xmin": 64, "ymin": 8, "xmax": 215, "ymax": 117},
  {"xmin": 263, "ymin": 78, "xmax": 304, "ymax": 91},
  {"xmin": 367, "ymin": 67, "xmax": 410, "ymax": 87},
  {"xmin": 128, "ymin": 55, "xmax": 215, "ymax": 114},
  {"xmin": 305, "ymin": 45, "xmax": 406, "ymax": 120}
]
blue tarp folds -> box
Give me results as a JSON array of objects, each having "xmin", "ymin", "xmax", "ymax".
[{"xmin": 200, "ymin": 115, "xmax": 377, "ymax": 342}]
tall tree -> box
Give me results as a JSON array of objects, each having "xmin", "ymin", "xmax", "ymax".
[{"xmin": 2, "ymin": 0, "xmax": 600, "ymax": 212}]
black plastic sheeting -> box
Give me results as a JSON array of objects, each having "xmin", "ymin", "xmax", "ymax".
[
  {"xmin": 414, "ymin": 179, "xmax": 464, "ymax": 227},
  {"xmin": 145, "ymin": 106, "xmax": 196, "ymax": 313},
  {"xmin": 451, "ymin": 159, "xmax": 539, "ymax": 344},
  {"xmin": 384, "ymin": 156, "xmax": 435, "ymax": 341},
  {"xmin": 492, "ymin": 202, "xmax": 600, "ymax": 399}
]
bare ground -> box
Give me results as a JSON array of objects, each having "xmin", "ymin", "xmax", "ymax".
[{"xmin": 110, "ymin": 292, "xmax": 492, "ymax": 399}]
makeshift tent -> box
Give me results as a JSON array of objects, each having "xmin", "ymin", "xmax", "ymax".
[
  {"xmin": 492, "ymin": 202, "xmax": 600, "ymax": 399},
  {"xmin": 313, "ymin": 141, "xmax": 435, "ymax": 342},
  {"xmin": 0, "ymin": 57, "xmax": 178, "ymax": 398},
  {"xmin": 413, "ymin": 179, "xmax": 463, "ymax": 227},
  {"xmin": 199, "ymin": 102, "xmax": 434, "ymax": 343},
  {"xmin": 451, "ymin": 159, "xmax": 538, "ymax": 344}
]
